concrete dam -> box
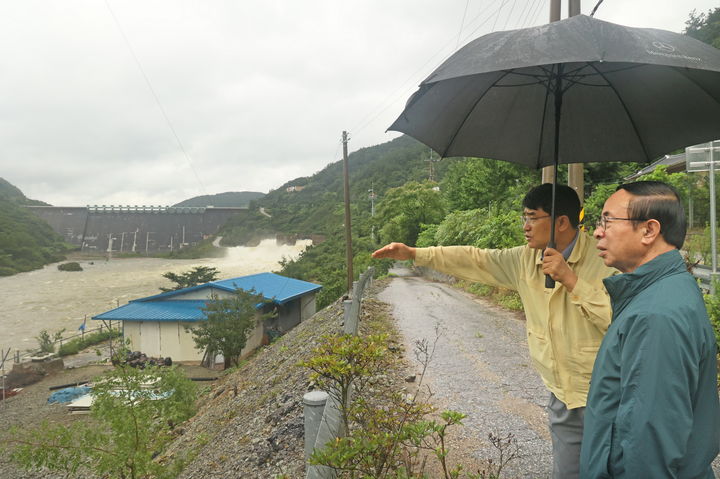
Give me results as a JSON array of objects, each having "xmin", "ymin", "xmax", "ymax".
[{"xmin": 25, "ymin": 205, "xmax": 249, "ymax": 254}]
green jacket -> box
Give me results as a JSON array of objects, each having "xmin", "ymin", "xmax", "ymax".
[{"xmin": 580, "ymin": 250, "xmax": 720, "ymax": 478}]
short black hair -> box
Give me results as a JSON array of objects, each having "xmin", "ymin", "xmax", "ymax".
[
  {"xmin": 616, "ymin": 181, "xmax": 686, "ymax": 249},
  {"xmin": 522, "ymin": 183, "xmax": 581, "ymax": 228}
]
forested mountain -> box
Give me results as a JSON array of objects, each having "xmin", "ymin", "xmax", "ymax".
[
  {"xmin": 174, "ymin": 191, "xmax": 265, "ymax": 208},
  {"xmin": 0, "ymin": 178, "xmax": 70, "ymax": 276},
  {"xmin": 0, "ymin": 178, "xmax": 50, "ymax": 206},
  {"xmin": 219, "ymin": 135, "xmax": 448, "ymax": 244}
]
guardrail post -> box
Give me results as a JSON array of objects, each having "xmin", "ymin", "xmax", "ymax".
[
  {"xmin": 343, "ymin": 300, "xmax": 356, "ymax": 335},
  {"xmin": 307, "ymin": 393, "xmax": 341, "ymax": 479},
  {"xmin": 303, "ymin": 390, "xmax": 328, "ymax": 461}
]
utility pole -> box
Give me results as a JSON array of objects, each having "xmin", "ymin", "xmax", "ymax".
[
  {"xmin": 567, "ymin": 0, "xmax": 584, "ymax": 204},
  {"xmin": 542, "ymin": 0, "xmax": 562, "ymax": 185},
  {"xmin": 342, "ymin": 131, "xmax": 353, "ymax": 295},
  {"xmin": 369, "ymin": 182, "xmax": 376, "ymax": 243}
]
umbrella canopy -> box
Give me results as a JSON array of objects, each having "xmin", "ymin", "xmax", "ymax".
[
  {"xmin": 389, "ymin": 14, "xmax": 720, "ymax": 168},
  {"xmin": 389, "ymin": 14, "xmax": 720, "ymax": 287}
]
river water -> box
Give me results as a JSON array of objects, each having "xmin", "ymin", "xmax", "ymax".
[{"xmin": 0, "ymin": 239, "xmax": 312, "ymax": 353}]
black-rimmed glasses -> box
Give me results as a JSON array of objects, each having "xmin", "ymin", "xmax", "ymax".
[
  {"xmin": 520, "ymin": 215, "xmax": 551, "ymax": 226},
  {"xmin": 595, "ymin": 216, "xmax": 647, "ymax": 230}
]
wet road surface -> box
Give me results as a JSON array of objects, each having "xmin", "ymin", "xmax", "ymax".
[{"xmin": 379, "ymin": 265, "xmax": 552, "ymax": 478}]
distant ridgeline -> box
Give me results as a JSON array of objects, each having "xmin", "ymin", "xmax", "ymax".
[{"xmin": 24, "ymin": 205, "xmax": 249, "ymax": 254}]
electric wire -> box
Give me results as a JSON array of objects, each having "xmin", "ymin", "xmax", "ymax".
[
  {"xmin": 531, "ymin": 0, "xmax": 549, "ymax": 25},
  {"xmin": 519, "ymin": 0, "xmax": 544, "ymax": 28},
  {"xmin": 590, "ymin": 0, "xmax": 605, "ymax": 17},
  {"xmin": 104, "ymin": 0, "xmax": 208, "ymax": 197},
  {"xmin": 351, "ymin": 0, "xmax": 548, "ymax": 154},
  {"xmin": 456, "ymin": 0, "xmax": 471, "ymax": 49},
  {"xmin": 502, "ymin": 0, "xmax": 519, "ymax": 31},
  {"xmin": 491, "ymin": 0, "xmax": 510, "ymax": 32}
]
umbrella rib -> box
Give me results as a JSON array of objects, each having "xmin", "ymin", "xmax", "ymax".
[
  {"xmin": 442, "ymin": 70, "xmax": 516, "ymax": 157},
  {"xmin": 671, "ymin": 66, "xmax": 720, "ymax": 108},
  {"xmin": 587, "ymin": 62, "xmax": 652, "ymax": 161}
]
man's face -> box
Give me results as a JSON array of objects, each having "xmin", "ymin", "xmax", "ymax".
[
  {"xmin": 593, "ymin": 189, "xmax": 646, "ymax": 273},
  {"xmin": 522, "ymin": 207, "xmax": 552, "ymax": 249}
]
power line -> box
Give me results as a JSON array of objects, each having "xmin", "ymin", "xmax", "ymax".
[
  {"xmin": 351, "ymin": 0, "xmax": 509, "ymax": 137},
  {"xmin": 502, "ymin": 0, "xmax": 519, "ymax": 31},
  {"xmin": 104, "ymin": 0, "xmax": 207, "ymax": 197},
  {"xmin": 491, "ymin": 0, "xmax": 510, "ymax": 32},
  {"xmin": 456, "ymin": 0, "xmax": 471, "ymax": 49}
]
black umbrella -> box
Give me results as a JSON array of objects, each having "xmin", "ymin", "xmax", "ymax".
[{"xmin": 389, "ymin": 14, "xmax": 720, "ymax": 286}]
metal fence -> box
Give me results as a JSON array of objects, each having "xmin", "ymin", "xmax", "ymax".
[
  {"xmin": 303, "ymin": 266, "xmax": 375, "ymax": 479},
  {"xmin": 3, "ymin": 320, "xmax": 120, "ymax": 367}
]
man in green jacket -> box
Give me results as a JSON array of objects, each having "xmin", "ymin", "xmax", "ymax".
[
  {"xmin": 581, "ymin": 181, "xmax": 720, "ymax": 478},
  {"xmin": 373, "ymin": 183, "xmax": 616, "ymax": 479}
]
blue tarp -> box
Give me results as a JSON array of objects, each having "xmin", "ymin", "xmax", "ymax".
[{"xmin": 48, "ymin": 386, "xmax": 91, "ymax": 404}]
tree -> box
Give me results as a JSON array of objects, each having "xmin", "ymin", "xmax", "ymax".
[
  {"xmin": 160, "ymin": 266, "xmax": 220, "ymax": 292},
  {"xmin": 685, "ymin": 7, "xmax": 720, "ymax": 49},
  {"xmin": 189, "ymin": 289, "xmax": 275, "ymax": 368},
  {"xmin": 374, "ymin": 181, "xmax": 446, "ymax": 246},
  {"xmin": 7, "ymin": 363, "xmax": 197, "ymax": 479},
  {"xmin": 440, "ymin": 157, "xmax": 538, "ymax": 212}
]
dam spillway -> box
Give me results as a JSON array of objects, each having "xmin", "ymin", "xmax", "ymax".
[{"xmin": 24, "ymin": 205, "xmax": 249, "ymax": 253}]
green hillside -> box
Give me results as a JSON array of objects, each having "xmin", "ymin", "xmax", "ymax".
[
  {"xmin": 0, "ymin": 178, "xmax": 70, "ymax": 276},
  {"xmin": 219, "ymin": 135, "xmax": 447, "ymax": 245},
  {"xmin": 173, "ymin": 191, "xmax": 265, "ymax": 208},
  {"xmin": 0, "ymin": 178, "xmax": 50, "ymax": 206}
]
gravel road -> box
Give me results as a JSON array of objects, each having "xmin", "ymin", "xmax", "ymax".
[{"xmin": 379, "ymin": 266, "xmax": 553, "ymax": 479}]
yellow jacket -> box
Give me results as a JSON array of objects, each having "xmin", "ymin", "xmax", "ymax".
[{"xmin": 414, "ymin": 232, "xmax": 616, "ymax": 409}]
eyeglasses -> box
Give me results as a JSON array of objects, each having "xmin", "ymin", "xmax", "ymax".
[
  {"xmin": 520, "ymin": 215, "xmax": 551, "ymax": 225},
  {"xmin": 595, "ymin": 216, "xmax": 647, "ymax": 230}
]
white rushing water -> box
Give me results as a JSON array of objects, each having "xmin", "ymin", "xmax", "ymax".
[{"xmin": 0, "ymin": 239, "xmax": 312, "ymax": 352}]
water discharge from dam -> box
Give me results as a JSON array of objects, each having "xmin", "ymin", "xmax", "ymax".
[{"xmin": 0, "ymin": 239, "xmax": 313, "ymax": 353}]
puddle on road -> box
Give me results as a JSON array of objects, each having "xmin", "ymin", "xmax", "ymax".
[{"xmin": 0, "ymin": 239, "xmax": 311, "ymax": 352}]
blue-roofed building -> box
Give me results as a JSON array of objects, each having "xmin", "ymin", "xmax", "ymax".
[{"xmin": 93, "ymin": 273, "xmax": 321, "ymax": 365}]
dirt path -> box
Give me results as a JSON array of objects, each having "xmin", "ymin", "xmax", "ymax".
[{"xmin": 378, "ymin": 266, "xmax": 552, "ymax": 479}]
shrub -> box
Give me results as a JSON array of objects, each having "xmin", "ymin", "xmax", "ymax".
[
  {"xmin": 57, "ymin": 329, "xmax": 122, "ymax": 357},
  {"xmin": 36, "ymin": 329, "xmax": 64, "ymax": 354},
  {"xmin": 57, "ymin": 262, "xmax": 83, "ymax": 272}
]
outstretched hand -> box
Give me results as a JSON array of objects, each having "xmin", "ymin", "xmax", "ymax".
[
  {"xmin": 542, "ymin": 247, "xmax": 577, "ymax": 292},
  {"xmin": 372, "ymin": 242, "xmax": 416, "ymax": 260}
]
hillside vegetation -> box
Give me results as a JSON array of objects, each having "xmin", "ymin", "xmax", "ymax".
[
  {"xmin": 0, "ymin": 178, "xmax": 71, "ymax": 276},
  {"xmin": 173, "ymin": 191, "xmax": 265, "ymax": 208}
]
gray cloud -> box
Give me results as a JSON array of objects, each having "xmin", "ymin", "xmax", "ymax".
[{"xmin": 0, "ymin": 0, "xmax": 714, "ymax": 206}]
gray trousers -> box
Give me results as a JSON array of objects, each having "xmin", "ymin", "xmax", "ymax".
[{"xmin": 548, "ymin": 392, "xmax": 585, "ymax": 479}]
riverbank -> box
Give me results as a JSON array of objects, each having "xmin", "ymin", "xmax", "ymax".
[{"xmin": 0, "ymin": 239, "xmax": 311, "ymax": 353}]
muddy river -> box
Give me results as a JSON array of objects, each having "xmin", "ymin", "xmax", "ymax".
[{"xmin": 0, "ymin": 239, "xmax": 312, "ymax": 353}]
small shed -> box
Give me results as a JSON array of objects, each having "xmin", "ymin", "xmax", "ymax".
[{"xmin": 92, "ymin": 272, "xmax": 321, "ymax": 364}]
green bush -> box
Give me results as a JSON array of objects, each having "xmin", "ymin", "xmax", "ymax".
[
  {"xmin": 58, "ymin": 329, "xmax": 122, "ymax": 357},
  {"xmin": 433, "ymin": 208, "xmax": 524, "ymax": 249},
  {"xmin": 57, "ymin": 262, "xmax": 83, "ymax": 272},
  {"xmin": 704, "ymin": 286, "xmax": 720, "ymax": 352}
]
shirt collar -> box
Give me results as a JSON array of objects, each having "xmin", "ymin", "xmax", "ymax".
[{"xmin": 538, "ymin": 230, "xmax": 579, "ymax": 263}]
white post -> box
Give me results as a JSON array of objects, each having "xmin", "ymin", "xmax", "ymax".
[{"xmin": 303, "ymin": 391, "xmax": 328, "ymax": 460}]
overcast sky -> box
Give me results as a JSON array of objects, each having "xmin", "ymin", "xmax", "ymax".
[{"xmin": 1, "ymin": 1, "xmax": 717, "ymax": 206}]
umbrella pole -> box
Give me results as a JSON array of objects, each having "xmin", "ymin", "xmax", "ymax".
[{"xmin": 545, "ymin": 66, "xmax": 563, "ymax": 288}]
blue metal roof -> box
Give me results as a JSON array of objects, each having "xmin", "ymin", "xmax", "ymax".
[
  {"xmin": 137, "ymin": 272, "xmax": 322, "ymax": 305},
  {"xmin": 93, "ymin": 300, "xmax": 208, "ymax": 322},
  {"xmin": 92, "ymin": 273, "xmax": 321, "ymax": 322}
]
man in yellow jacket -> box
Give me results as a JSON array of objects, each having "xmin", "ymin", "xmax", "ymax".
[{"xmin": 372, "ymin": 183, "xmax": 616, "ymax": 479}]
